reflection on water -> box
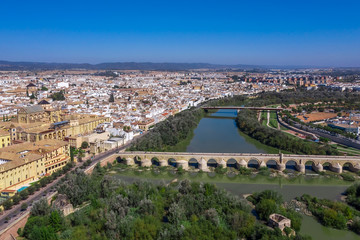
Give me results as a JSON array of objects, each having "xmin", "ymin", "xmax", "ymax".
[{"xmin": 113, "ymin": 170, "xmax": 351, "ymax": 201}]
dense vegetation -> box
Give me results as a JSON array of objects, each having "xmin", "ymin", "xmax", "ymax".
[
  {"xmin": 298, "ymin": 194, "xmax": 360, "ymax": 234},
  {"xmin": 50, "ymin": 90, "xmax": 66, "ymax": 101},
  {"xmin": 246, "ymin": 88, "xmax": 360, "ymax": 109},
  {"xmin": 236, "ymin": 110, "xmax": 339, "ymax": 155},
  {"xmin": 129, "ymin": 108, "xmax": 204, "ymax": 151},
  {"xmin": 247, "ymin": 190, "xmax": 303, "ymax": 232},
  {"xmin": 19, "ymin": 163, "xmax": 311, "ymax": 240},
  {"xmin": 345, "ymin": 183, "xmax": 360, "ymax": 212}
]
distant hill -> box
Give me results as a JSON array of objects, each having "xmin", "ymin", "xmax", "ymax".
[{"xmin": 0, "ymin": 60, "xmax": 262, "ymax": 71}]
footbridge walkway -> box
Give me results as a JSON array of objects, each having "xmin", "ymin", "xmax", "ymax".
[{"xmin": 116, "ymin": 152, "xmax": 360, "ymax": 174}]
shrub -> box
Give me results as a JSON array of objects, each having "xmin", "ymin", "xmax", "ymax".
[
  {"xmin": 20, "ymin": 189, "xmax": 29, "ymax": 200},
  {"xmin": 21, "ymin": 203, "xmax": 28, "ymax": 211},
  {"xmin": 340, "ymin": 173, "xmax": 355, "ymax": 182},
  {"xmin": 255, "ymin": 199, "xmax": 278, "ymax": 220},
  {"xmin": 3, "ymin": 199, "xmax": 13, "ymax": 210},
  {"xmin": 27, "ymin": 186, "xmax": 36, "ymax": 195},
  {"xmin": 12, "ymin": 194, "xmax": 21, "ymax": 205}
]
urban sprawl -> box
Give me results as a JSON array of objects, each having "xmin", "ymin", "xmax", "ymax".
[{"xmin": 0, "ymin": 69, "xmax": 359, "ymax": 201}]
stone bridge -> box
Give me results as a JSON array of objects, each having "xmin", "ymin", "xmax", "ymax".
[
  {"xmin": 116, "ymin": 152, "xmax": 360, "ymax": 174},
  {"xmin": 202, "ymin": 106, "xmax": 283, "ymax": 111}
]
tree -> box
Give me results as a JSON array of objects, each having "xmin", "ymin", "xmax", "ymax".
[
  {"xmin": 3, "ymin": 199, "xmax": 13, "ymax": 210},
  {"xmin": 49, "ymin": 210, "xmax": 64, "ymax": 232},
  {"xmin": 77, "ymin": 149, "xmax": 85, "ymax": 162},
  {"xmin": 109, "ymin": 93, "xmax": 115, "ymax": 103},
  {"xmin": 20, "ymin": 189, "xmax": 29, "ymax": 200},
  {"xmin": 12, "ymin": 194, "xmax": 21, "ymax": 205},
  {"xmin": 284, "ymin": 226, "xmax": 292, "ymax": 236},
  {"xmin": 27, "ymin": 185, "xmax": 36, "ymax": 195},
  {"xmin": 30, "ymin": 198, "xmax": 50, "ymax": 216},
  {"xmin": 41, "ymin": 86, "xmax": 48, "ymax": 91},
  {"xmin": 255, "ymin": 199, "xmax": 278, "ymax": 220},
  {"xmin": 137, "ymin": 199, "xmax": 155, "ymax": 215},
  {"xmin": 29, "ymin": 225, "xmax": 57, "ymax": 240},
  {"xmin": 21, "ymin": 203, "xmax": 28, "ymax": 211},
  {"xmin": 81, "ymin": 141, "xmax": 89, "ymax": 149},
  {"xmin": 30, "ymin": 93, "xmax": 36, "ymax": 99},
  {"xmin": 50, "ymin": 90, "xmax": 65, "ymax": 101}
]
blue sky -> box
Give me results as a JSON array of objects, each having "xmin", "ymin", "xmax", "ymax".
[{"xmin": 1, "ymin": 0, "xmax": 360, "ymax": 66}]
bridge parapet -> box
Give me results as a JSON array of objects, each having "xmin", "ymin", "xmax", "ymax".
[{"xmin": 116, "ymin": 152, "xmax": 360, "ymax": 173}]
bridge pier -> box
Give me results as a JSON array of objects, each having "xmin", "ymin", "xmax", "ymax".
[
  {"xmin": 349, "ymin": 163, "xmax": 360, "ymax": 172},
  {"xmin": 236, "ymin": 160, "xmax": 247, "ymax": 169},
  {"xmin": 329, "ymin": 163, "xmax": 342, "ymax": 173},
  {"xmin": 159, "ymin": 160, "xmax": 168, "ymax": 167},
  {"xmin": 312, "ymin": 163, "xmax": 323, "ymax": 173},
  {"xmin": 199, "ymin": 158, "xmax": 209, "ymax": 172},
  {"xmin": 141, "ymin": 158, "xmax": 152, "ymax": 167},
  {"xmin": 296, "ymin": 164, "xmax": 305, "ymax": 173},
  {"xmin": 126, "ymin": 157, "xmax": 135, "ymax": 166},
  {"xmin": 177, "ymin": 160, "xmax": 189, "ymax": 170},
  {"xmin": 277, "ymin": 163, "xmax": 285, "ymax": 171},
  {"xmin": 259, "ymin": 161, "xmax": 267, "ymax": 168},
  {"xmin": 219, "ymin": 159, "xmax": 226, "ymax": 168}
]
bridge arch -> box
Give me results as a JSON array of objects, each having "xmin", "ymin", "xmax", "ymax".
[
  {"xmin": 116, "ymin": 156, "xmax": 125, "ymax": 164},
  {"xmin": 322, "ymin": 162, "xmax": 332, "ymax": 171},
  {"xmin": 266, "ymin": 159, "xmax": 278, "ymax": 170},
  {"xmin": 342, "ymin": 162, "xmax": 358, "ymax": 172},
  {"xmin": 227, "ymin": 158, "xmax": 237, "ymax": 168},
  {"xmin": 151, "ymin": 157, "xmax": 160, "ymax": 166},
  {"xmin": 285, "ymin": 160, "xmax": 298, "ymax": 171},
  {"xmin": 168, "ymin": 158, "xmax": 177, "ymax": 168},
  {"xmin": 304, "ymin": 160, "xmax": 317, "ymax": 172},
  {"xmin": 188, "ymin": 158, "xmax": 199, "ymax": 169},
  {"xmin": 248, "ymin": 159, "xmax": 260, "ymax": 169},
  {"xmin": 207, "ymin": 159, "xmax": 218, "ymax": 168},
  {"xmin": 134, "ymin": 156, "xmax": 142, "ymax": 166}
]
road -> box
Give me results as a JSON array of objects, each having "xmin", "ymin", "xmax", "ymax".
[
  {"xmin": 0, "ymin": 132, "xmax": 147, "ymax": 235},
  {"xmin": 279, "ymin": 116, "xmax": 360, "ymax": 150}
]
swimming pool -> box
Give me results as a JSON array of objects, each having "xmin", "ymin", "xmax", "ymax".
[{"xmin": 17, "ymin": 186, "xmax": 28, "ymax": 192}]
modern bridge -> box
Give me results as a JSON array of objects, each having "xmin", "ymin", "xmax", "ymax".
[
  {"xmin": 201, "ymin": 106, "xmax": 284, "ymax": 111},
  {"xmin": 116, "ymin": 152, "xmax": 360, "ymax": 174}
]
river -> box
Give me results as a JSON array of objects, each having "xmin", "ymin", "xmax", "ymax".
[{"xmin": 185, "ymin": 109, "xmax": 279, "ymax": 153}]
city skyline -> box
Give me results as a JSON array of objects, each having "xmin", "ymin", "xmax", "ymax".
[{"xmin": 1, "ymin": 0, "xmax": 360, "ymax": 67}]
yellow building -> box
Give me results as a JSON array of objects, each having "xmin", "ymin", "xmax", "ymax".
[
  {"xmin": 137, "ymin": 118, "xmax": 155, "ymax": 131},
  {"xmin": 0, "ymin": 139, "xmax": 70, "ymax": 195},
  {"xmin": 9, "ymin": 106, "xmax": 110, "ymax": 143},
  {"xmin": 0, "ymin": 129, "xmax": 11, "ymax": 148},
  {"xmin": 17, "ymin": 105, "xmax": 62, "ymax": 124}
]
